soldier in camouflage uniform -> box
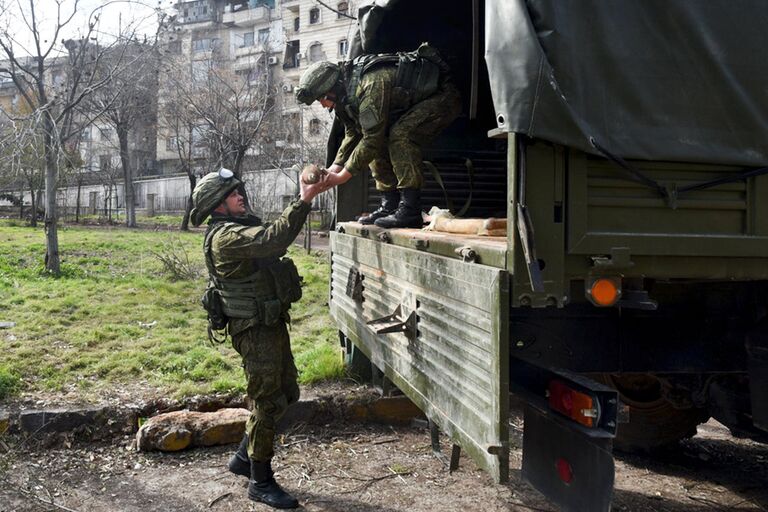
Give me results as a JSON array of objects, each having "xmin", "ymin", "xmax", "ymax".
[
  {"xmin": 296, "ymin": 43, "xmax": 461, "ymax": 228},
  {"xmin": 190, "ymin": 169, "xmax": 324, "ymax": 509}
]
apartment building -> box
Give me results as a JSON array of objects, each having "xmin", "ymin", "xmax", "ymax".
[
  {"xmin": 280, "ymin": 1, "xmax": 356, "ymax": 159},
  {"xmin": 155, "ymin": 0, "xmax": 357, "ymax": 175}
]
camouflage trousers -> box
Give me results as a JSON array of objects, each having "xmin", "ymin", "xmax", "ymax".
[
  {"xmin": 370, "ymin": 82, "xmax": 462, "ymax": 191},
  {"xmin": 230, "ymin": 318, "xmax": 299, "ymax": 461}
]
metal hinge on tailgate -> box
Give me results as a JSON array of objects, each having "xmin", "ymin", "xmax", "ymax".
[{"xmin": 367, "ymin": 304, "xmax": 417, "ymax": 340}]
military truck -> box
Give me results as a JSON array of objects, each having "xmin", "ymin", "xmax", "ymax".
[{"xmin": 326, "ymin": 1, "xmax": 768, "ymax": 510}]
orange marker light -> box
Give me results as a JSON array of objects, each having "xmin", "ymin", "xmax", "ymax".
[
  {"xmin": 588, "ymin": 278, "xmax": 620, "ymax": 306},
  {"xmin": 547, "ymin": 380, "xmax": 599, "ymax": 428}
]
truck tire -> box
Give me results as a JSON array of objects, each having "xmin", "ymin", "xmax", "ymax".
[{"xmin": 595, "ymin": 374, "xmax": 709, "ymax": 453}]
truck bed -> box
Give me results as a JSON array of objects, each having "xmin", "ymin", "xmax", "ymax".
[{"xmin": 337, "ymin": 222, "xmax": 508, "ymax": 269}]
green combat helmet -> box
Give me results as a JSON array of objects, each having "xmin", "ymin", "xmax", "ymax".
[
  {"xmin": 295, "ymin": 61, "xmax": 341, "ymax": 105},
  {"xmin": 190, "ymin": 168, "xmax": 241, "ymax": 226}
]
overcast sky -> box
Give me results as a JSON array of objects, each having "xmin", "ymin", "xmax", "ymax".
[{"xmin": 1, "ymin": 0, "xmax": 176, "ymax": 57}]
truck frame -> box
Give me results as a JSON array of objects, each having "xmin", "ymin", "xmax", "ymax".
[{"xmin": 326, "ymin": 2, "xmax": 768, "ymax": 509}]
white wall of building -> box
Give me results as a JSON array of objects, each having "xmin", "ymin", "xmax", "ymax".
[{"xmin": 1, "ymin": 169, "xmax": 331, "ymax": 220}]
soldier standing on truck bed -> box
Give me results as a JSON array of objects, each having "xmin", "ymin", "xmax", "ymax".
[
  {"xmin": 190, "ymin": 168, "xmax": 324, "ymax": 509},
  {"xmin": 295, "ymin": 43, "xmax": 462, "ymax": 229}
]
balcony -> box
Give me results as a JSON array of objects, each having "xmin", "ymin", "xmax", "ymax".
[
  {"xmin": 222, "ymin": 6, "xmax": 269, "ymax": 27},
  {"xmin": 235, "ymin": 45, "xmax": 262, "ymax": 58}
]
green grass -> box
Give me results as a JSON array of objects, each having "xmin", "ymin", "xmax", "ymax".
[
  {"xmin": 0, "ymin": 366, "xmax": 21, "ymax": 400},
  {"xmin": 58, "ymin": 213, "xmax": 186, "ymax": 229},
  {"xmin": 0, "ymin": 221, "xmax": 343, "ymax": 401}
]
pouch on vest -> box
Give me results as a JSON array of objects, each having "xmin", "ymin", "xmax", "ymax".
[
  {"xmin": 201, "ymin": 282, "xmax": 229, "ymax": 332},
  {"xmin": 395, "ymin": 53, "xmax": 440, "ymax": 105},
  {"xmin": 267, "ymin": 257, "xmax": 303, "ymax": 308},
  {"xmin": 262, "ymin": 299, "xmax": 283, "ymax": 326}
]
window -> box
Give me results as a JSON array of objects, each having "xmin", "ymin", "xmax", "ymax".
[
  {"xmin": 81, "ymin": 128, "xmax": 90, "ymax": 142},
  {"xmin": 192, "ymin": 38, "xmax": 209, "ymax": 52},
  {"xmin": 309, "ymin": 7, "xmax": 320, "ymax": 24},
  {"xmin": 192, "ymin": 38, "xmax": 218, "ymax": 52},
  {"xmin": 258, "ymin": 28, "xmax": 270, "ymax": 43},
  {"xmin": 99, "ymin": 154, "xmax": 112, "ymax": 172},
  {"xmin": 242, "ymin": 32, "xmax": 254, "ymax": 47},
  {"xmin": 337, "ymin": 2, "xmax": 348, "ymax": 18},
  {"xmin": 100, "ymin": 128, "xmax": 113, "ymax": 141},
  {"xmin": 338, "ymin": 39, "xmax": 348, "ymax": 57},
  {"xmin": 284, "ymin": 40, "xmax": 300, "ymax": 69},
  {"xmin": 309, "ymin": 43, "xmax": 324, "ymax": 63},
  {"xmin": 293, "ymin": 16, "xmax": 300, "ymax": 31},
  {"xmin": 166, "ymin": 136, "xmax": 178, "ymax": 151},
  {"xmin": 309, "ymin": 118, "xmax": 321, "ymax": 136}
]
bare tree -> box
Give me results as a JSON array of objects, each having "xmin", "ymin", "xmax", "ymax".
[
  {"xmin": 0, "ymin": 110, "xmax": 45, "ymax": 225},
  {"xmin": 0, "ymin": 0, "xmax": 158, "ymax": 274},
  {"xmin": 157, "ymin": 55, "xmax": 206, "ymax": 231},
  {"xmin": 159, "ymin": 39, "xmax": 277, "ymax": 227},
  {"xmin": 86, "ymin": 41, "xmax": 159, "ymax": 227}
]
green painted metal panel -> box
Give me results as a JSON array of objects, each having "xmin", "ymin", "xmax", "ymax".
[
  {"xmin": 330, "ymin": 232, "xmax": 510, "ymax": 482},
  {"xmin": 567, "ymin": 153, "xmax": 768, "ymax": 257}
]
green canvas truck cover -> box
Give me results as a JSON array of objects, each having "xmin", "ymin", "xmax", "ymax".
[
  {"xmin": 484, "ymin": 0, "xmax": 768, "ymax": 167},
  {"xmin": 356, "ymin": 0, "xmax": 768, "ymax": 167}
]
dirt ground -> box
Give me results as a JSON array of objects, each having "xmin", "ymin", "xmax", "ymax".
[{"xmin": 1, "ymin": 408, "xmax": 766, "ymax": 512}]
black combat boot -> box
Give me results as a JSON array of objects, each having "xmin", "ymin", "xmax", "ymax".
[
  {"xmin": 248, "ymin": 459, "xmax": 299, "ymax": 509},
  {"xmin": 374, "ymin": 188, "xmax": 424, "ymax": 229},
  {"xmin": 358, "ymin": 190, "xmax": 400, "ymax": 224},
  {"xmin": 227, "ymin": 433, "xmax": 250, "ymax": 478}
]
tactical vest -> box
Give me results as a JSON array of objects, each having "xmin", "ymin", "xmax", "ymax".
[
  {"xmin": 203, "ymin": 222, "xmax": 302, "ymax": 326},
  {"xmin": 342, "ymin": 42, "xmax": 445, "ymax": 120}
]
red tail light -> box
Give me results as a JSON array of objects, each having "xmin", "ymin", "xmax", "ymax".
[{"xmin": 556, "ymin": 457, "xmax": 574, "ymax": 484}]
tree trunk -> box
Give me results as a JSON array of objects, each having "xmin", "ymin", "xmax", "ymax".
[
  {"xmin": 43, "ymin": 119, "xmax": 60, "ymax": 275},
  {"xmin": 118, "ymin": 127, "xmax": 136, "ymax": 227},
  {"xmin": 18, "ymin": 191, "xmax": 24, "ymax": 220},
  {"xmin": 29, "ymin": 186, "xmax": 36, "ymax": 227},
  {"xmin": 233, "ymin": 149, "xmax": 251, "ymax": 208},
  {"xmin": 180, "ymin": 173, "xmax": 196, "ymax": 231},
  {"xmin": 75, "ymin": 179, "xmax": 82, "ymax": 223}
]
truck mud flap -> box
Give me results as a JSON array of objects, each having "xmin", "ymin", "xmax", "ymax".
[{"xmin": 522, "ymin": 405, "xmax": 615, "ymax": 512}]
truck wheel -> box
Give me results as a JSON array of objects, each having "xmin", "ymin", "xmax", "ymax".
[{"xmin": 595, "ymin": 374, "xmax": 708, "ymax": 452}]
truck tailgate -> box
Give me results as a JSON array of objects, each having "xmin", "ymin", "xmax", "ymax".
[{"xmin": 330, "ymin": 231, "xmax": 510, "ymax": 482}]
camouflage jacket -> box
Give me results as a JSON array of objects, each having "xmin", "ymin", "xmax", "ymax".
[
  {"xmin": 333, "ymin": 66, "xmax": 410, "ymax": 175},
  {"xmin": 207, "ymin": 199, "xmax": 310, "ymax": 279},
  {"xmin": 206, "ymin": 198, "xmax": 310, "ymax": 334}
]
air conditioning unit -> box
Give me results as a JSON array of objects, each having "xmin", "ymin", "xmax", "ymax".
[
  {"xmin": 282, "ymin": 84, "xmax": 294, "ymax": 93},
  {"xmin": 267, "ymin": 56, "xmax": 279, "ymax": 65}
]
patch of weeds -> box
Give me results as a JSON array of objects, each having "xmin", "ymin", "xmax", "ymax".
[
  {"xmin": 211, "ymin": 377, "xmax": 245, "ymax": 394},
  {"xmin": 389, "ymin": 463, "xmax": 411, "ymax": 475},
  {"xmin": 151, "ymin": 236, "xmax": 201, "ymax": 281},
  {"xmin": 295, "ymin": 344, "xmax": 345, "ymax": 385},
  {"xmin": 0, "ymin": 366, "xmax": 21, "ymax": 400}
]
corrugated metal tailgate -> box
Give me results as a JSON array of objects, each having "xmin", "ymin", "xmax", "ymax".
[{"xmin": 330, "ymin": 232, "xmax": 510, "ymax": 482}]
